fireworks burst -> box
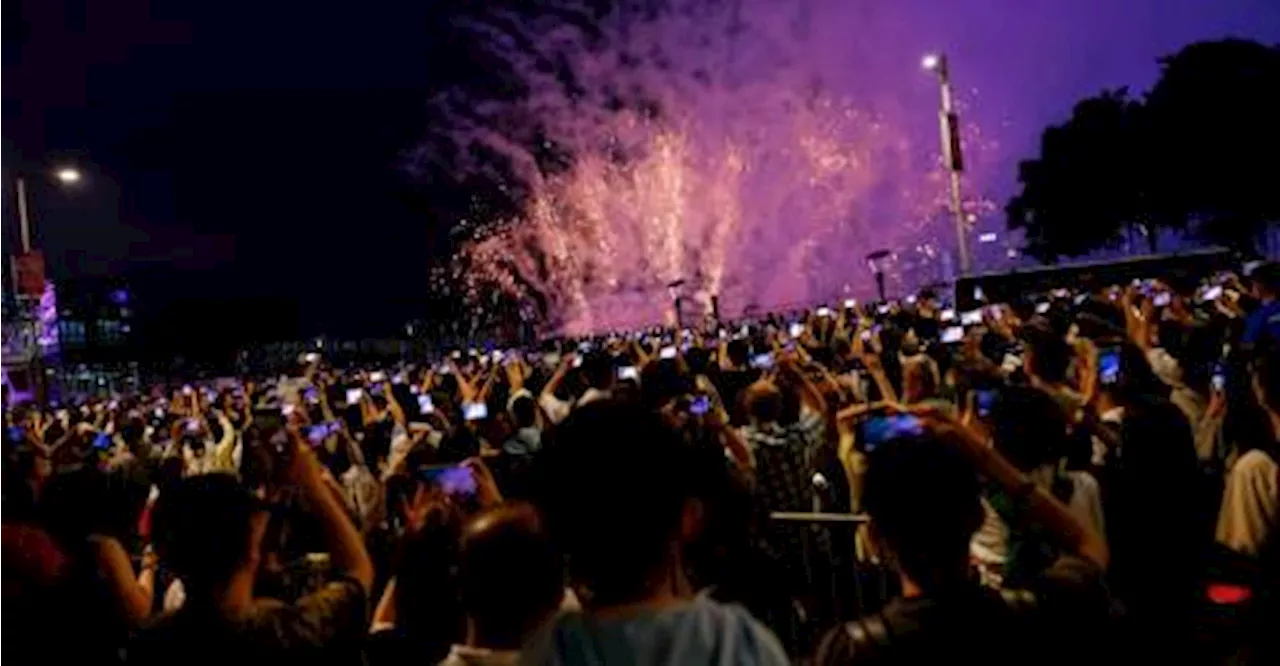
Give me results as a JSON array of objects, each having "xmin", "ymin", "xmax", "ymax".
[{"xmin": 425, "ymin": 1, "xmax": 998, "ymax": 336}]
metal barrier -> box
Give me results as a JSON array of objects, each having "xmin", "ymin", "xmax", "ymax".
[{"xmin": 763, "ymin": 511, "xmax": 893, "ymax": 658}]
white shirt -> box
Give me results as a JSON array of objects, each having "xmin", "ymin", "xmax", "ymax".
[{"xmin": 1216, "ymin": 448, "xmax": 1279, "ymax": 556}]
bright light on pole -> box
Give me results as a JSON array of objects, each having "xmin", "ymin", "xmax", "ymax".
[
  {"xmin": 54, "ymin": 168, "xmax": 82, "ymax": 184},
  {"xmin": 921, "ymin": 51, "xmax": 970, "ymax": 276}
]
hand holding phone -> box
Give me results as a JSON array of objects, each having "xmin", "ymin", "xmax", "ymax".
[
  {"xmin": 856, "ymin": 414, "xmax": 924, "ymax": 453},
  {"xmin": 418, "ymin": 464, "xmax": 478, "ymax": 497}
]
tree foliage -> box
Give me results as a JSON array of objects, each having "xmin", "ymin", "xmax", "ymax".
[{"xmin": 1008, "ymin": 38, "xmax": 1280, "ymax": 260}]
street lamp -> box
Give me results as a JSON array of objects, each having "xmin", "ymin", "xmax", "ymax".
[
  {"xmin": 54, "ymin": 167, "xmax": 82, "ymax": 185},
  {"xmin": 866, "ymin": 250, "xmax": 891, "ymax": 303},
  {"xmin": 922, "ymin": 52, "xmax": 971, "ymax": 276},
  {"xmin": 15, "ymin": 164, "xmax": 83, "ymax": 254}
]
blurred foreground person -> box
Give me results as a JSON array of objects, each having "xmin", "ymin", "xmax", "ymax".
[
  {"xmin": 527, "ymin": 400, "xmax": 789, "ymax": 665},
  {"xmin": 128, "ymin": 428, "xmax": 373, "ymax": 665},
  {"xmin": 815, "ymin": 410, "xmax": 1112, "ymax": 665}
]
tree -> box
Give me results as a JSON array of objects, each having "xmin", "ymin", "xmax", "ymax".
[
  {"xmin": 1007, "ymin": 88, "xmax": 1151, "ymax": 262},
  {"xmin": 1008, "ymin": 38, "xmax": 1280, "ymax": 260},
  {"xmin": 1144, "ymin": 39, "xmax": 1280, "ymax": 254}
]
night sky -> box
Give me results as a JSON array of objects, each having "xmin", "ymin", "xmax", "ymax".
[{"xmin": 4, "ymin": 0, "xmax": 1279, "ymax": 340}]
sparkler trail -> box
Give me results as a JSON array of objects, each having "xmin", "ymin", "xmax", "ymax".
[{"xmin": 423, "ymin": 1, "xmax": 998, "ymax": 336}]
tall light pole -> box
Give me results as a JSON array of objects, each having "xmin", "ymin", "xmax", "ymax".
[
  {"xmin": 13, "ymin": 166, "xmax": 81, "ymax": 255},
  {"xmin": 922, "ymin": 53, "xmax": 970, "ymax": 276},
  {"xmin": 8, "ymin": 166, "xmax": 82, "ymax": 404}
]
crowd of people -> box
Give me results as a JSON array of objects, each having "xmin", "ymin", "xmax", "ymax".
[{"xmin": 3, "ymin": 261, "xmax": 1279, "ymax": 665}]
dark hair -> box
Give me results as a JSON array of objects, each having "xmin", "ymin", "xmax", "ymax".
[
  {"xmin": 1251, "ymin": 262, "xmax": 1280, "ymax": 297},
  {"xmin": 458, "ymin": 503, "xmax": 562, "ymax": 647},
  {"xmin": 581, "ymin": 351, "xmax": 614, "ymax": 391},
  {"xmin": 151, "ymin": 473, "xmax": 261, "ymax": 586},
  {"xmin": 744, "ymin": 382, "xmax": 783, "ymax": 424},
  {"xmin": 991, "ymin": 385, "xmax": 1071, "ymax": 472},
  {"xmin": 510, "ymin": 394, "xmax": 537, "ymax": 429},
  {"xmin": 539, "ymin": 400, "xmax": 693, "ymax": 605},
  {"xmin": 862, "ymin": 430, "xmax": 983, "ymax": 591},
  {"xmin": 1020, "ymin": 320, "xmax": 1071, "ymax": 384}
]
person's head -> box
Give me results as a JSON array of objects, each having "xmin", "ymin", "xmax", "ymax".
[
  {"xmin": 540, "ymin": 400, "xmax": 698, "ymax": 607},
  {"xmin": 743, "ymin": 380, "xmax": 783, "ymax": 425},
  {"xmin": 901, "ymin": 354, "xmax": 940, "ymax": 404},
  {"xmin": 1250, "ymin": 262, "xmax": 1280, "ymax": 302},
  {"xmin": 1020, "ymin": 320, "xmax": 1071, "ymax": 384},
  {"xmin": 458, "ymin": 502, "xmax": 563, "ymax": 648},
  {"xmin": 151, "ymin": 473, "xmax": 269, "ymax": 593},
  {"xmin": 990, "ymin": 385, "xmax": 1071, "ymax": 473},
  {"xmin": 509, "ymin": 393, "xmax": 538, "ymax": 429},
  {"xmin": 862, "ymin": 425, "xmax": 983, "ymax": 594},
  {"xmin": 580, "ymin": 351, "xmax": 615, "ymax": 391}
]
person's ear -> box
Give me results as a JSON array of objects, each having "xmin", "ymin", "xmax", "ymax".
[{"xmin": 679, "ymin": 498, "xmax": 705, "ymax": 543}]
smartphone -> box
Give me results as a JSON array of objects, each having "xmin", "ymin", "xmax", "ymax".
[
  {"xmin": 816, "ymin": 307, "xmax": 832, "ymax": 318},
  {"xmin": 417, "ymin": 464, "xmax": 477, "ymax": 497},
  {"xmin": 689, "ymin": 394, "xmax": 711, "ymax": 416},
  {"xmin": 659, "ymin": 346, "xmax": 677, "ymax": 359},
  {"xmin": 1211, "ymin": 363, "xmax": 1226, "ymax": 392},
  {"xmin": 281, "ymin": 404, "xmax": 297, "ymax": 416},
  {"xmin": 182, "ymin": 385, "xmax": 193, "ymax": 396},
  {"xmin": 750, "ymin": 352, "xmax": 774, "ymax": 370},
  {"xmin": 905, "ymin": 295, "xmax": 918, "ymax": 305},
  {"xmin": 6, "ymin": 425, "xmax": 25, "ymax": 443},
  {"xmin": 572, "ymin": 355, "xmax": 584, "ymax": 368},
  {"xmin": 939, "ymin": 308, "xmax": 956, "ymax": 322},
  {"xmin": 369, "ymin": 371, "xmax": 386, "ymax": 383},
  {"xmin": 1035, "ymin": 302, "xmax": 1051, "ymax": 314},
  {"xmin": 93, "ymin": 432, "xmax": 113, "ymax": 450},
  {"xmin": 463, "ymin": 402, "xmax": 489, "ymax": 421},
  {"xmin": 617, "ymin": 366, "xmax": 639, "ymax": 381},
  {"xmin": 960, "ymin": 309, "xmax": 983, "ymax": 326},
  {"xmin": 876, "ymin": 304, "xmax": 891, "ymax": 315},
  {"xmin": 844, "ymin": 298, "xmax": 857, "ymax": 308},
  {"xmin": 975, "ymin": 389, "xmax": 998, "ymax": 418},
  {"xmin": 417, "ymin": 394, "xmax": 435, "ymax": 414},
  {"xmin": 345, "ymin": 388, "xmax": 364, "ymax": 405},
  {"xmin": 1152, "ymin": 292, "xmax": 1172, "ymax": 307},
  {"xmin": 857, "ymin": 414, "xmax": 924, "ymax": 453},
  {"xmin": 973, "ymin": 285, "xmax": 986, "ymax": 301},
  {"xmin": 788, "ymin": 322, "xmax": 805, "ymax": 338},
  {"xmin": 1098, "ymin": 347, "xmax": 1122, "ymax": 385},
  {"xmin": 1201, "ymin": 285, "xmax": 1224, "ymax": 302},
  {"xmin": 303, "ymin": 352, "xmax": 320, "ymax": 363},
  {"xmin": 941, "ymin": 326, "xmax": 964, "ymax": 344},
  {"xmin": 303, "ymin": 387, "xmax": 320, "ymax": 403},
  {"xmin": 185, "ymin": 418, "xmax": 202, "ymax": 433},
  {"xmin": 307, "ymin": 422, "xmax": 334, "ymax": 444},
  {"xmin": 860, "ymin": 330, "xmax": 873, "ymax": 342}
]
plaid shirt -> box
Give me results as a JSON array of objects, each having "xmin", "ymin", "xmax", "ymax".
[
  {"xmin": 741, "ymin": 411, "xmax": 832, "ymax": 595},
  {"xmin": 741, "ymin": 410, "xmax": 826, "ymax": 512}
]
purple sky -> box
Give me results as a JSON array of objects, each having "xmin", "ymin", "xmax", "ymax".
[{"xmin": 851, "ymin": 0, "xmax": 1280, "ymax": 193}]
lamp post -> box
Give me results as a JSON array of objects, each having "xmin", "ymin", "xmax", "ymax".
[
  {"xmin": 866, "ymin": 250, "xmax": 891, "ymax": 303},
  {"xmin": 14, "ymin": 166, "xmax": 81, "ymax": 255},
  {"xmin": 667, "ymin": 279, "xmax": 686, "ymax": 329},
  {"xmin": 921, "ymin": 53, "xmax": 970, "ymax": 276},
  {"xmin": 8, "ymin": 166, "xmax": 83, "ymax": 404}
]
